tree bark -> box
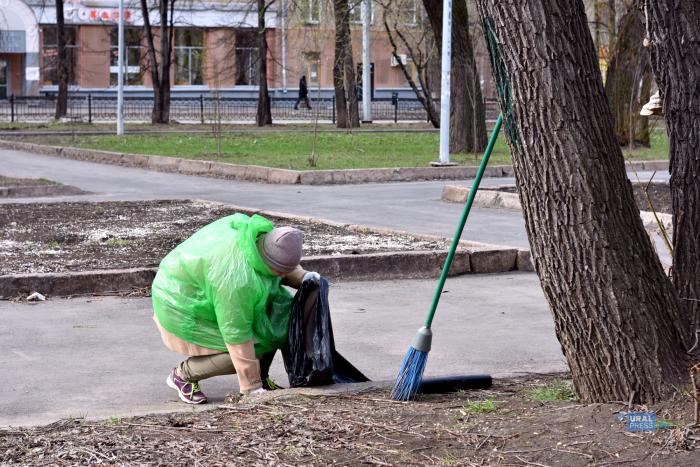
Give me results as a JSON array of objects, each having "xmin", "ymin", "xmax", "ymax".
[
  {"xmin": 256, "ymin": 0, "xmax": 272, "ymax": 126},
  {"xmin": 333, "ymin": 0, "xmax": 349, "ymax": 128},
  {"xmin": 140, "ymin": 0, "xmax": 173, "ymax": 124},
  {"xmin": 474, "ymin": 0, "xmax": 691, "ymax": 403},
  {"xmin": 422, "ymin": 0, "xmax": 487, "ymax": 153},
  {"xmin": 54, "ymin": 0, "xmax": 68, "ymax": 119},
  {"xmin": 342, "ymin": 2, "xmax": 360, "ymax": 128},
  {"xmin": 604, "ymin": 7, "xmax": 651, "ymax": 147},
  {"xmin": 645, "ymin": 1, "xmax": 700, "ymax": 344}
]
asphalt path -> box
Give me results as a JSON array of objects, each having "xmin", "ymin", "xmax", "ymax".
[{"xmin": 1, "ymin": 273, "xmax": 564, "ymax": 427}]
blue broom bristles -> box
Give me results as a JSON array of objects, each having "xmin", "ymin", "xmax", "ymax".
[{"xmin": 390, "ymin": 346, "xmax": 429, "ymax": 401}]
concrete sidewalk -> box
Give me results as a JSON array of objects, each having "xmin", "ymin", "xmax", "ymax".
[{"xmin": 1, "ymin": 272, "xmax": 565, "ymax": 427}]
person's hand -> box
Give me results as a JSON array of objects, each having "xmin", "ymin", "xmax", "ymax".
[{"xmin": 303, "ymin": 271, "xmax": 321, "ymax": 283}]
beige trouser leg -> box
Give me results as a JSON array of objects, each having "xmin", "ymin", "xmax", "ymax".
[
  {"xmin": 176, "ymin": 341, "xmax": 263, "ymax": 393},
  {"xmin": 178, "ymin": 353, "xmax": 235, "ymax": 382}
]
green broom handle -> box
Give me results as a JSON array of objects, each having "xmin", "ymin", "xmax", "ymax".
[{"xmin": 424, "ymin": 114, "xmax": 504, "ymax": 328}]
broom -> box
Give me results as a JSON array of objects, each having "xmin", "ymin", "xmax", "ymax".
[{"xmin": 390, "ymin": 114, "xmax": 504, "ymax": 401}]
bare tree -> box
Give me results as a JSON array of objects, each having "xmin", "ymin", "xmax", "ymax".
[
  {"xmin": 422, "ymin": 0, "xmax": 487, "ymax": 153},
  {"xmin": 54, "ymin": 0, "xmax": 68, "ymax": 119},
  {"xmin": 645, "ymin": 0, "xmax": 700, "ymax": 350},
  {"xmin": 381, "ymin": 0, "xmax": 440, "ymax": 127},
  {"xmin": 474, "ymin": 0, "xmax": 691, "ymax": 403},
  {"xmin": 256, "ymin": 0, "xmax": 273, "ymax": 125},
  {"xmin": 140, "ymin": 0, "xmax": 176, "ymax": 124},
  {"xmin": 333, "ymin": 0, "xmax": 359, "ymax": 129}
]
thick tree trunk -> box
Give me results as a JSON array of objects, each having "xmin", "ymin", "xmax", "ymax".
[
  {"xmin": 333, "ymin": 0, "xmax": 349, "ymax": 128},
  {"xmin": 604, "ymin": 7, "xmax": 651, "ymax": 147},
  {"xmin": 645, "ymin": 1, "xmax": 700, "ymax": 344},
  {"xmin": 54, "ymin": 0, "xmax": 68, "ymax": 119},
  {"xmin": 140, "ymin": 0, "xmax": 172, "ymax": 124},
  {"xmin": 256, "ymin": 0, "xmax": 272, "ymax": 126},
  {"xmin": 474, "ymin": 0, "xmax": 691, "ymax": 403},
  {"xmin": 422, "ymin": 0, "xmax": 487, "ymax": 153},
  {"xmin": 342, "ymin": 3, "xmax": 360, "ymax": 128}
]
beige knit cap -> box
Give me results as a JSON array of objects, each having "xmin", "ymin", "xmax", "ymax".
[{"xmin": 257, "ymin": 227, "xmax": 304, "ymax": 273}]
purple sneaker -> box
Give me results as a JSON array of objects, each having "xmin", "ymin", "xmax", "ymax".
[{"xmin": 166, "ymin": 368, "xmax": 207, "ymax": 404}]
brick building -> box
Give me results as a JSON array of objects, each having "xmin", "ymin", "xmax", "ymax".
[{"xmin": 0, "ymin": 0, "xmax": 433, "ymax": 99}]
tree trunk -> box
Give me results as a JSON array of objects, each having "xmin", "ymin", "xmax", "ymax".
[
  {"xmin": 474, "ymin": 0, "xmax": 691, "ymax": 403},
  {"xmin": 645, "ymin": 1, "xmax": 700, "ymax": 344},
  {"xmin": 256, "ymin": 0, "xmax": 272, "ymax": 126},
  {"xmin": 140, "ymin": 0, "xmax": 172, "ymax": 124},
  {"xmin": 422, "ymin": 0, "xmax": 487, "ymax": 153},
  {"xmin": 333, "ymin": 0, "xmax": 349, "ymax": 128},
  {"xmin": 604, "ymin": 7, "xmax": 651, "ymax": 147},
  {"xmin": 342, "ymin": 3, "xmax": 360, "ymax": 128},
  {"xmin": 54, "ymin": 0, "xmax": 68, "ymax": 120}
]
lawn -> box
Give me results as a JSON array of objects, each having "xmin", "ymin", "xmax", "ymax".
[{"xmin": 23, "ymin": 128, "xmax": 669, "ymax": 171}]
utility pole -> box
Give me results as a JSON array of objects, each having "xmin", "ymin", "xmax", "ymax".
[
  {"xmin": 116, "ymin": 0, "xmax": 125, "ymax": 135},
  {"xmin": 281, "ymin": 0, "xmax": 287, "ymax": 92},
  {"xmin": 436, "ymin": 0, "xmax": 452, "ymax": 164},
  {"xmin": 361, "ymin": 0, "xmax": 372, "ymax": 123}
]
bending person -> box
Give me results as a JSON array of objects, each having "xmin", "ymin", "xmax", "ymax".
[{"xmin": 152, "ymin": 213, "xmax": 317, "ymax": 404}]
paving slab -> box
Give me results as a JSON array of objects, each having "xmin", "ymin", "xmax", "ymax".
[{"xmin": 1, "ymin": 272, "xmax": 564, "ymax": 427}]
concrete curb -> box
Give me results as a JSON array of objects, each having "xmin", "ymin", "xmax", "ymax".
[
  {"xmin": 0, "ymin": 199, "xmax": 529, "ymax": 298},
  {"xmin": 0, "ymin": 249, "xmax": 514, "ymax": 298},
  {"xmin": 442, "ymin": 184, "xmax": 522, "ymax": 210},
  {"xmin": 0, "ymin": 139, "xmax": 527, "ymax": 185},
  {"xmin": 0, "ymin": 184, "xmax": 86, "ymax": 198}
]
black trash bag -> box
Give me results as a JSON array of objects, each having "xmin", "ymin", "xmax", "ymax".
[{"xmin": 282, "ymin": 276, "xmax": 369, "ymax": 387}]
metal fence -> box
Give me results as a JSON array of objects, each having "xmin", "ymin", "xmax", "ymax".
[{"xmin": 0, "ymin": 94, "xmax": 499, "ymax": 124}]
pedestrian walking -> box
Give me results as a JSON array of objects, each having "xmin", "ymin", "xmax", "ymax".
[{"xmin": 294, "ymin": 75, "xmax": 312, "ymax": 110}]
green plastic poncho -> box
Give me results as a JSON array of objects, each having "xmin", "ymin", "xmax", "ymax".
[{"xmin": 152, "ymin": 213, "xmax": 293, "ymax": 356}]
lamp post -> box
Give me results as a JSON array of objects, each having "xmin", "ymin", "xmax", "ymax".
[
  {"xmin": 116, "ymin": 0, "xmax": 125, "ymax": 135},
  {"xmin": 281, "ymin": 0, "xmax": 287, "ymax": 92},
  {"xmin": 361, "ymin": 0, "xmax": 372, "ymax": 123},
  {"xmin": 437, "ymin": 0, "xmax": 452, "ymax": 164}
]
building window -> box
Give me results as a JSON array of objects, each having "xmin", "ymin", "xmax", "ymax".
[
  {"xmin": 174, "ymin": 29, "xmax": 204, "ymax": 86},
  {"xmin": 235, "ymin": 32, "xmax": 259, "ymax": 86},
  {"xmin": 109, "ymin": 28, "xmax": 143, "ymax": 86},
  {"xmin": 304, "ymin": 52, "xmax": 320, "ymax": 86},
  {"xmin": 349, "ymin": 0, "xmax": 373, "ymax": 24},
  {"xmin": 305, "ymin": 0, "xmax": 320, "ymax": 24},
  {"xmin": 41, "ymin": 26, "xmax": 78, "ymax": 85}
]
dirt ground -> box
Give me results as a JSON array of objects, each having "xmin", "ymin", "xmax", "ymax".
[
  {"xmin": 1, "ymin": 374, "xmax": 698, "ymax": 466},
  {"xmin": 494, "ymin": 184, "xmax": 671, "ymax": 214},
  {"xmin": 0, "ymin": 200, "xmax": 448, "ymax": 275}
]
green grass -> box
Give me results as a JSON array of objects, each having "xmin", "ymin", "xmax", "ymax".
[
  {"xmin": 105, "ymin": 238, "xmax": 130, "ymax": 247},
  {"xmin": 45, "ymin": 240, "xmax": 60, "ymax": 249},
  {"xmin": 465, "ymin": 398, "xmax": 498, "ymax": 414},
  {"xmin": 0, "ymin": 175, "xmax": 59, "ymax": 186},
  {"xmin": 622, "ymin": 130, "xmax": 669, "ymax": 162},
  {"xmin": 24, "ymin": 128, "xmax": 669, "ymax": 171},
  {"xmin": 528, "ymin": 380, "xmax": 577, "ymax": 402}
]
